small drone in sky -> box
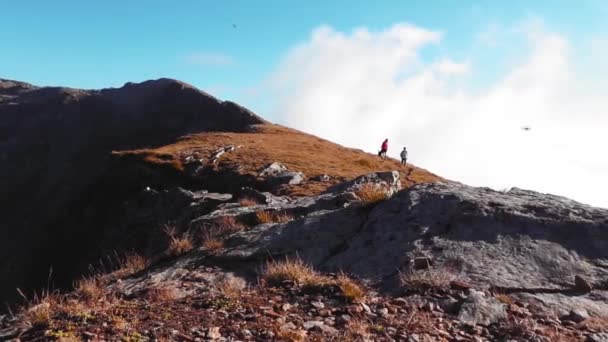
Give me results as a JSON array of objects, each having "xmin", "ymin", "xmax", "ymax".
[{"xmin": 521, "ymin": 126, "xmax": 531, "ymax": 131}]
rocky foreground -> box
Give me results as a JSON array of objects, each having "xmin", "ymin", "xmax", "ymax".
[{"xmin": 2, "ymin": 169, "xmax": 607, "ymax": 341}]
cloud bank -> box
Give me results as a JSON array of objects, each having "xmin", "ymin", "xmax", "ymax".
[{"xmin": 268, "ymin": 22, "xmax": 608, "ymax": 208}]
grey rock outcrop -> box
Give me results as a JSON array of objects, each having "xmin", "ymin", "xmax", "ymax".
[
  {"xmin": 457, "ymin": 290, "xmax": 507, "ymax": 325},
  {"xmin": 329, "ymin": 170, "xmax": 401, "ymax": 195},
  {"xmin": 184, "ymin": 157, "xmax": 205, "ymax": 178},
  {"xmin": 588, "ymin": 333, "xmax": 608, "ymax": 342},
  {"xmin": 237, "ymin": 187, "xmax": 291, "ymax": 205},
  {"xmin": 258, "ymin": 162, "xmax": 288, "ymax": 177},
  {"xmin": 198, "ymin": 180, "xmax": 608, "ymax": 317},
  {"xmin": 258, "ymin": 162, "xmax": 305, "ymax": 186}
]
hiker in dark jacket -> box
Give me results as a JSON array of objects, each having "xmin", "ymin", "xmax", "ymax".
[{"xmin": 400, "ymin": 147, "xmax": 408, "ymax": 165}]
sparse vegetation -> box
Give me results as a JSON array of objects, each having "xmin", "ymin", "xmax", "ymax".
[
  {"xmin": 276, "ymin": 328, "xmax": 308, "ymax": 341},
  {"xmin": 25, "ymin": 302, "xmax": 53, "ymax": 328},
  {"xmin": 110, "ymin": 314, "xmax": 129, "ymax": 331},
  {"xmin": 345, "ymin": 318, "xmax": 371, "ymax": 340},
  {"xmin": 399, "ymin": 269, "xmax": 453, "ymax": 292},
  {"xmin": 494, "ymin": 292, "xmax": 515, "ymax": 305},
  {"xmin": 110, "ymin": 252, "xmax": 148, "ymax": 279},
  {"xmin": 256, "ymin": 210, "xmax": 274, "ymax": 224},
  {"xmin": 336, "ymin": 272, "xmax": 366, "ymax": 303},
  {"xmin": 45, "ymin": 329, "xmax": 76, "ymax": 340},
  {"xmin": 120, "ymin": 253, "xmax": 148, "ymax": 274},
  {"xmin": 262, "ymin": 257, "xmax": 329, "ymax": 288},
  {"xmin": 122, "ymin": 331, "xmax": 147, "ymax": 342},
  {"xmin": 404, "ymin": 307, "xmax": 436, "ymax": 332},
  {"xmin": 212, "ymin": 215, "xmax": 245, "ymax": 235},
  {"xmin": 164, "ymin": 226, "xmax": 194, "ymax": 257},
  {"xmin": 75, "ymin": 276, "xmax": 104, "ymax": 303},
  {"xmin": 239, "ymin": 197, "xmax": 259, "ymax": 207},
  {"xmin": 202, "ymin": 236, "xmax": 224, "ymax": 251},
  {"xmin": 273, "ymin": 211, "xmax": 293, "ymax": 223},
  {"xmin": 16, "ymin": 288, "xmax": 61, "ymax": 329},
  {"xmin": 198, "ymin": 216, "xmax": 246, "ymax": 252},
  {"xmin": 256, "ymin": 210, "xmax": 293, "ymax": 224},
  {"xmin": 215, "ymin": 276, "xmax": 247, "ymax": 299},
  {"xmin": 144, "ymin": 286, "xmax": 178, "ymax": 302},
  {"xmin": 354, "ymin": 183, "xmax": 390, "ymax": 205}
]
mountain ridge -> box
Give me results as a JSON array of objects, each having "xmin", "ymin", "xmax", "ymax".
[{"xmin": 0, "ymin": 78, "xmax": 439, "ymax": 305}]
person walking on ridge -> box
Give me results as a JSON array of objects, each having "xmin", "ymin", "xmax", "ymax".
[
  {"xmin": 378, "ymin": 139, "xmax": 388, "ymax": 159},
  {"xmin": 400, "ymin": 147, "xmax": 408, "ymax": 165}
]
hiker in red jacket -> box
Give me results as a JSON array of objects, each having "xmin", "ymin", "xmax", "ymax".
[{"xmin": 378, "ymin": 138, "xmax": 388, "ymax": 159}]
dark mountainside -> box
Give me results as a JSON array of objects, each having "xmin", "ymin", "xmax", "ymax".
[
  {"xmin": 0, "ymin": 78, "xmax": 265, "ymax": 304},
  {"xmin": 1, "ymin": 78, "xmax": 607, "ymax": 341}
]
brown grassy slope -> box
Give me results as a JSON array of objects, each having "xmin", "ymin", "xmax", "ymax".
[{"xmin": 114, "ymin": 124, "xmax": 442, "ymax": 196}]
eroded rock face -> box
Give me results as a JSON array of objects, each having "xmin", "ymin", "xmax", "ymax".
[
  {"xmin": 201, "ymin": 181, "xmax": 608, "ymax": 316},
  {"xmin": 323, "ymin": 182, "xmax": 608, "ymax": 315}
]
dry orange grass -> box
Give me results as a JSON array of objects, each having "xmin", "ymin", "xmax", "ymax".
[
  {"xmin": 256, "ymin": 210, "xmax": 293, "ymax": 224},
  {"xmin": 75, "ymin": 276, "xmax": 104, "ymax": 303},
  {"xmin": 114, "ymin": 124, "xmax": 442, "ymax": 197},
  {"xmin": 239, "ymin": 197, "xmax": 259, "ymax": 207},
  {"xmin": 276, "ymin": 328, "xmax": 308, "ymax": 342},
  {"xmin": 212, "ymin": 215, "xmax": 245, "ymax": 235},
  {"xmin": 344, "ymin": 318, "xmax": 371, "ymax": 340},
  {"xmin": 202, "ymin": 236, "xmax": 224, "ymax": 251},
  {"xmin": 25, "ymin": 302, "xmax": 53, "ymax": 328},
  {"xmin": 215, "ymin": 276, "xmax": 247, "ymax": 299},
  {"xmin": 164, "ymin": 226, "xmax": 194, "ymax": 257},
  {"xmin": 355, "ymin": 183, "xmax": 390, "ymax": 205},
  {"xmin": 399, "ymin": 269, "xmax": 453, "ymax": 292},
  {"xmin": 273, "ymin": 211, "xmax": 293, "ymax": 223},
  {"xmin": 262, "ymin": 257, "xmax": 329, "ymax": 288},
  {"xmin": 256, "ymin": 210, "xmax": 274, "ymax": 224},
  {"xmin": 120, "ymin": 253, "xmax": 148, "ymax": 274},
  {"xmin": 109, "ymin": 314, "xmax": 129, "ymax": 331},
  {"xmin": 112, "ymin": 253, "xmax": 148, "ymax": 278},
  {"xmin": 16, "ymin": 288, "xmax": 62, "ymax": 329},
  {"xmin": 494, "ymin": 293, "xmax": 515, "ymax": 305},
  {"xmin": 336, "ymin": 272, "xmax": 366, "ymax": 303},
  {"xmin": 144, "ymin": 285, "xmax": 179, "ymax": 302},
  {"xmin": 404, "ymin": 308, "xmax": 436, "ymax": 333}
]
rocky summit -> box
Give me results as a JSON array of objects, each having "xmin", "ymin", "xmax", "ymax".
[{"xmin": 1, "ymin": 79, "xmax": 607, "ymax": 341}]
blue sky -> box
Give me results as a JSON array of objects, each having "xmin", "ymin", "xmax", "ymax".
[
  {"xmin": 2, "ymin": 0, "xmax": 606, "ymax": 115},
  {"xmin": 2, "ymin": 1, "xmax": 608, "ymax": 207}
]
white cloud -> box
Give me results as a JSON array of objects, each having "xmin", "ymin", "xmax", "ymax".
[
  {"xmin": 184, "ymin": 52, "xmax": 235, "ymax": 66},
  {"xmin": 267, "ymin": 23, "xmax": 608, "ymax": 208},
  {"xmin": 476, "ymin": 22, "xmax": 504, "ymax": 47}
]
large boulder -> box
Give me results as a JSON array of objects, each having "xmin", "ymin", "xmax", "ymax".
[{"xmin": 258, "ymin": 162, "xmax": 305, "ymax": 186}]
